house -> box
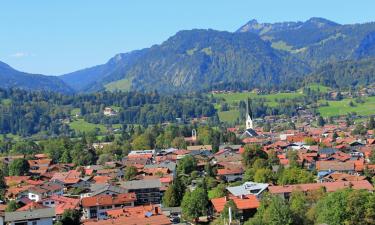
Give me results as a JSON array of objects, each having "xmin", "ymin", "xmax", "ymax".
[
  {"xmin": 226, "ymin": 182, "xmax": 269, "ymax": 197},
  {"xmin": 83, "ymin": 205, "xmax": 171, "ymax": 225},
  {"xmin": 27, "ymin": 182, "xmax": 64, "ymax": 202},
  {"xmin": 120, "ymin": 179, "xmax": 163, "ymax": 205},
  {"xmin": 82, "ymin": 184, "xmax": 128, "ymax": 198},
  {"xmin": 268, "ymin": 180, "xmax": 374, "ymax": 199},
  {"xmin": 316, "ymin": 161, "xmax": 355, "ymax": 176},
  {"xmin": 81, "ymin": 193, "xmax": 137, "ymax": 220},
  {"xmin": 211, "ymin": 195, "xmax": 260, "ymax": 221},
  {"xmin": 103, "ymin": 107, "xmax": 117, "ymax": 116},
  {"xmin": 5, "ymin": 208, "xmax": 55, "ymax": 225},
  {"xmin": 216, "ymin": 163, "xmax": 244, "ymax": 182},
  {"xmin": 41, "ymin": 195, "xmax": 80, "ymax": 220}
]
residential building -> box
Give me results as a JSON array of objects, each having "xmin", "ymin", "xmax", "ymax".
[{"xmin": 81, "ymin": 193, "xmax": 136, "ymax": 220}]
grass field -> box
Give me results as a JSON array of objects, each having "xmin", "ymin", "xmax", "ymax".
[
  {"xmin": 213, "ymin": 91, "xmax": 303, "ymax": 107},
  {"xmin": 1, "ymin": 99, "xmax": 12, "ymax": 105},
  {"xmin": 69, "ymin": 119, "xmax": 107, "ymax": 133},
  {"xmin": 105, "ymin": 78, "xmax": 132, "ymax": 92},
  {"xmin": 318, "ymin": 96, "xmax": 375, "ymax": 117},
  {"xmin": 306, "ymin": 84, "xmax": 330, "ymax": 93},
  {"xmin": 218, "ymin": 110, "xmax": 240, "ymax": 124}
]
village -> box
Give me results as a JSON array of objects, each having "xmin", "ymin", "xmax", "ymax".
[{"xmin": 0, "ymin": 99, "xmax": 373, "ymax": 225}]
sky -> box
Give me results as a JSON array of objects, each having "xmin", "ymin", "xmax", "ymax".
[{"xmin": 1, "ymin": 0, "xmax": 375, "ymax": 75}]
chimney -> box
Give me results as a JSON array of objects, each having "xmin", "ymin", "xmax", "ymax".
[
  {"xmin": 224, "ymin": 196, "xmax": 227, "ymax": 201},
  {"xmin": 154, "ymin": 206, "xmax": 159, "ymax": 215}
]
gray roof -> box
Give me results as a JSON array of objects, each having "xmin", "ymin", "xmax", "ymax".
[
  {"xmin": 144, "ymin": 161, "xmax": 176, "ymax": 172},
  {"xmin": 5, "ymin": 208, "xmax": 55, "ymax": 222},
  {"xmin": 91, "ymin": 184, "xmax": 127, "ymax": 196},
  {"xmin": 226, "ymin": 182, "xmax": 269, "ymax": 196},
  {"xmin": 121, "ymin": 179, "xmax": 162, "ymax": 190}
]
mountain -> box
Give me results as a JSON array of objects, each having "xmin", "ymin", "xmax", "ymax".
[
  {"xmin": 0, "ymin": 61, "xmax": 73, "ymax": 93},
  {"xmin": 62, "ymin": 29, "xmax": 310, "ymax": 93},
  {"xmin": 60, "ymin": 50, "xmax": 147, "ymax": 92},
  {"xmin": 237, "ymin": 18, "xmax": 375, "ymax": 67},
  {"xmin": 305, "ymin": 58, "xmax": 375, "ymax": 88}
]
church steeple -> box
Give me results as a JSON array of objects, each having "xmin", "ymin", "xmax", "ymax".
[{"xmin": 246, "ymin": 98, "xmax": 253, "ymax": 130}]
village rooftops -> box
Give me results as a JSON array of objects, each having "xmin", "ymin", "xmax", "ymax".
[
  {"xmin": 226, "ymin": 182, "xmax": 269, "ymax": 196},
  {"xmin": 5, "ymin": 208, "xmax": 55, "ymax": 222},
  {"xmin": 81, "ymin": 193, "xmax": 137, "ymax": 208}
]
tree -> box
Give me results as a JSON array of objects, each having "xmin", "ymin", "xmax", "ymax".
[
  {"xmin": 277, "ymin": 167, "xmax": 315, "ymax": 185},
  {"xmin": 181, "ymin": 187, "xmax": 208, "ymax": 221},
  {"xmin": 5, "ymin": 200, "xmax": 19, "ymax": 212},
  {"xmin": 242, "ymin": 144, "xmax": 268, "ymax": 168},
  {"xmin": 0, "ymin": 168, "xmax": 6, "ymax": 200},
  {"xmin": 171, "ymin": 137, "xmax": 187, "ymax": 149},
  {"xmin": 317, "ymin": 116, "xmax": 325, "ymax": 127},
  {"xmin": 246, "ymin": 195, "xmax": 293, "ymax": 225},
  {"xmin": 370, "ymin": 148, "xmax": 375, "ymax": 164},
  {"xmin": 57, "ymin": 209, "xmax": 82, "ymax": 225},
  {"xmin": 368, "ymin": 116, "xmax": 375, "ymax": 130},
  {"xmin": 97, "ymin": 153, "xmax": 113, "ymax": 165},
  {"xmin": 9, "ymin": 158, "xmax": 29, "ymax": 176},
  {"xmin": 177, "ymin": 155, "xmax": 197, "ymax": 175},
  {"xmin": 205, "ymin": 162, "xmax": 215, "ymax": 177},
  {"xmin": 289, "ymin": 190, "xmax": 309, "ymax": 225},
  {"xmin": 131, "ymin": 133, "xmax": 153, "ymax": 150},
  {"xmin": 208, "ymin": 183, "xmax": 226, "ymax": 199},
  {"xmin": 253, "ymin": 168, "xmax": 273, "ymax": 183},
  {"xmin": 221, "ymin": 200, "xmax": 239, "ymax": 221},
  {"xmin": 163, "ymin": 184, "xmax": 179, "ymax": 207},
  {"xmin": 124, "ymin": 166, "xmax": 138, "ymax": 181}
]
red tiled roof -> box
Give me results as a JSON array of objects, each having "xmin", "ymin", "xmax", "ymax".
[
  {"xmin": 17, "ymin": 202, "xmax": 47, "ymax": 211},
  {"xmin": 81, "ymin": 193, "xmax": 136, "ymax": 208},
  {"xmin": 93, "ymin": 176, "xmax": 111, "ymax": 184},
  {"xmin": 217, "ymin": 167, "xmax": 243, "ymax": 176},
  {"xmin": 211, "ymin": 195, "xmax": 260, "ymax": 212}
]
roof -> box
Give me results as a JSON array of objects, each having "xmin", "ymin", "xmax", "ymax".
[
  {"xmin": 5, "ymin": 208, "xmax": 55, "ymax": 222},
  {"xmin": 211, "ymin": 195, "xmax": 260, "ymax": 213},
  {"xmin": 268, "ymin": 180, "xmax": 374, "ymax": 194},
  {"xmin": 226, "ymin": 182, "xmax": 269, "ymax": 196},
  {"xmin": 81, "ymin": 193, "xmax": 137, "ymax": 208},
  {"xmin": 121, "ymin": 179, "xmax": 162, "ymax": 190},
  {"xmin": 29, "ymin": 182, "xmax": 64, "ymax": 194},
  {"xmin": 91, "ymin": 184, "xmax": 127, "ymax": 196},
  {"xmin": 316, "ymin": 161, "xmax": 355, "ymax": 171},
  {"xmin": 84, "ymin": 214, "xmax": 171, "ymax": 225},
  {"xmin": 187, "ymin": 145, "xmax": 212, "ymax": 151},
  {"xmin": 16, "ymin": 202, "xmax": 47, "ymax": 211}
]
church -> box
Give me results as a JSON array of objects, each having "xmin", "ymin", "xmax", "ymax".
[{"xmin": 240, "ymin": 98, "xmax": 258, "ymax": 139}]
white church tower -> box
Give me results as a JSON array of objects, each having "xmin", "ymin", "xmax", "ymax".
[{"xmin": 246, "ymin": 99, "xmax": 253, "ymax": 130}]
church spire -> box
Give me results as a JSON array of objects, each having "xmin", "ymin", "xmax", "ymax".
[{"xmin": 246, "ymin": 98, "xmax": 253, "ymax": 130}]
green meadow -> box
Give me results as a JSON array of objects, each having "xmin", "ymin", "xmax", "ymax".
[
  {"xmin": 318, "ymin": 96, "xmax": 375, "ymax": 117},
  {"xmin": 69, "ymin": 119, "xmax": 107, "ymax": 133}
]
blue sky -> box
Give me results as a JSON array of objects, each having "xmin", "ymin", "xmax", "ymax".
[{"xmin": 1, "ymin": 0, "xmax": 375, "ymax": 75}]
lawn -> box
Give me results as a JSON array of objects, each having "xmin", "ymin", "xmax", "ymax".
[
  {"xmin": 218, "ymin": 110, "xmax": 240, "ymax": 124},
  {"xmin": 318, "ymin": 96, "xmax": 375, "ymax": 117},
  {"xmin": 69, "ymin": 119, "xmax": 107, "ymax": 133}
]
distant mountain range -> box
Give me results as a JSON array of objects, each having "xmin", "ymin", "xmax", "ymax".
[
  {"xmin": 0, "ymin": 61, "xmax": 73, "ymax": 93},
  {"xmin": 2, "ymin": 17, "xmax": 375, "ymax": 93}
]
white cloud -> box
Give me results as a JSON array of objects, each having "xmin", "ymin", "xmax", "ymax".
[{"xmin": 9, "ymin": 52, "xmax": 32, "ymax": 58}]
